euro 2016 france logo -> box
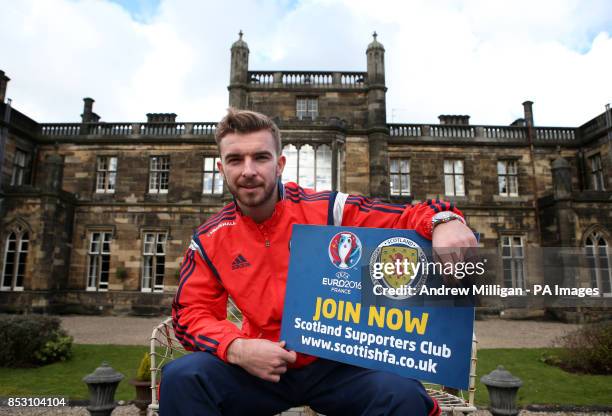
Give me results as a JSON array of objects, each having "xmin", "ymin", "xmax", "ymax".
[{"xmin": 329, "ymin": 232, "xmax": 363, "ymax": 270}]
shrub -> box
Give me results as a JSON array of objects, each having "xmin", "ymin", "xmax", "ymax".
[
  {"xmin": 136, "ymin": 352, "xmax": 151, "ymax": 381},
  {"xmin": 34, "ymin": 334, "xmax": 73, "ymax": 364},
  {"xmin": 549, "ymin": 321, "xmax": 612, "ymax": 375},
  {"xmin": 116, "ymin": 266, "xmax": 128, "ymax": 280},
  {"xmin": 0, "ymin": 315, "xmax": 73, "ymax": 367}
]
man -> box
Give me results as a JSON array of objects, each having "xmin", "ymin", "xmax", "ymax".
[{"xmin": 161, "ymin": 109, "xmax": 477, "ymax": 416}]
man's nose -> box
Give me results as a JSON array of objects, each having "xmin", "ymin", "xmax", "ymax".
[{"xmin": 241, "ymin": 158, "xmax": 257, "ymax": 177}]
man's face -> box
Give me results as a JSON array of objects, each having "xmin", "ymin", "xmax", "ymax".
[{"xmin": 217, "ymin": 130, "xmax": 285, "ymax": 209}]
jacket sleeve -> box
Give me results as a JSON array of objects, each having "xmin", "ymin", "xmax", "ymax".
[
  {"xmin": 172, "ymin": 238, "xmax": 243, "ymax": 361},
  {"xmin": 336, "ymin": 194, "xmax": 464, "ymax": 240}
]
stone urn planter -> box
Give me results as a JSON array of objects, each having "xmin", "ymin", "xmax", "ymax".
[
  {"xmin": 129, "ymin": 378, "xmax": 151, "ymax": 415},
  {"xmin": 130, "ymin": 353, "xmax": 153, "ymax": 415}
]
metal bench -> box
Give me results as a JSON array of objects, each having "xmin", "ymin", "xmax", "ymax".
[{"xmin": 148, "ymin": 316, "xmax": 477, "ymax": 416}]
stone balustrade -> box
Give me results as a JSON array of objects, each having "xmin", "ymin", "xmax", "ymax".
[
  {"xmin": 90, "ymin": 123, "xmax": 133, "ymax": 136},
  {"xmin": 389, "ymin": 124, "xmax": 422, "ymax": 137},
  {"xmin": 40, "ymin": 123, "xmax": 81, "ymax": 136},
  {"xmin": 247, "ymin": 71, "xmax": 367, "ymax": 88},
  {"xmin": 141, "ymin": 123, "xmax": 186, "ymax": 136},
  {"xmin": 39, "ymin": 122, "xmax": 217, "ymax": 137},
  {"xmin": 340, "ymin": 72, "xmax": 366, "ymax": 87},
  {"xmin": 38, "ymin": 121, "xmax": 583, "ymax": 145},
  {"xmin": 192, "ymin": 122, "xmax": 217, "ymax": 135},
  {"xmin": 534, "ymin": 127, "xmax": 576, "ymax": 141},
  {"xmin": 579, "ymin": 112, "xmax": 609, "ymax": 138},
  {"xmin": 430, "ymin": 125, "xmax": 476, "ymax": 138},
  {"xmin": 389, "ymin": 123, "xmax": 580, "ymax": 144},
  {"xmin": 482, "ymin": 126, "xmax": 527, "ymax": 139}
]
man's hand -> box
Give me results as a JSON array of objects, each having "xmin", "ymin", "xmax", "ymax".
[
  {"xmin": 431, "ymin": 219, "xmax": 477, "ymax": 264},
  {"xmin": 226, "ymin": 338, "xmax": 297, "ymax": 382}
]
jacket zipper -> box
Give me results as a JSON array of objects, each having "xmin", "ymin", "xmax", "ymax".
[{"xmin": 257, "ymin": 224, "xmax": 270, "ymax": 248}]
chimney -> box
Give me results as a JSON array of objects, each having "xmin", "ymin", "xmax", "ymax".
[
  {"xmin": 81, "ymin": 97, "xmax": 100, "ymax": 123},
  {"xmin": 0, "ymin": 70, "xmax": 10, "ymax": 103},
  {"xmin": 146, "ymin": 113, "xmax": 177, "ymax": 123},
  {"xmin": 438, "ymin": 115, "xmax": 470, "ymax": 125},
  {"xmin": 522, "ymin": 101, "xmax": 534, "ymax": 128}
]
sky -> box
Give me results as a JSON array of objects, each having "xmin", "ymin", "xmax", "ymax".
[{"xmin": 0, "ymin": 0, "xmax": 611, "ymax": 126}]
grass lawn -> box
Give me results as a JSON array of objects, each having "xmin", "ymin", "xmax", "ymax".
[
  {"xmin": 0, "ymin": 345, "xmax": 610, "ymax": 405},
  {"xmin": 0, "ymin": 344, "xmax": 148, "ymax": 401},
  {"xmin": 475, "ymin": 349, "xmax": 611, "ymax": 406}
]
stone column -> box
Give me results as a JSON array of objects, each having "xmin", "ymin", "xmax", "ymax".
[
  {"xmin": 549, "ymin": 156, "xmax": 579, "ymax": 307},
  {"xmin": 366, "ymin": 33, "xmax": 390, "ymax": 199},
  {"xmin": 41, "ymin": 154, "xmax": 64, "ymax": 193},
  {"xmin": 228, "ymin": 31, "xmax": 249, "ymax": 109},
  {"xmin": 0, "ymin": 70, "xmax": 10, "ymax": 103},
  {"xmin": 37, "ymin": 154, "xmax": 75, "ymax": 291}
]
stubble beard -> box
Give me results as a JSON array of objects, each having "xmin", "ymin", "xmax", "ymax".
[{"xmin": 230, "ymin": 177, "xmax": 278, "ymax": 208}]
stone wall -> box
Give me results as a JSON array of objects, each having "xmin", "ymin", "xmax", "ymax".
[
  {"xmin": 247, "ymin": 90, "xmax": 369, "ymax": 128},
  {"xmin": 68, "ymin": 208, "xmax": 208, "ymax": 291},
  {"xmin": 1, "ymin": 191, "xmax": 74, "ymax": 290},
  {"xmin": 37, "ymin": 143, "xmax": 223, "ymax": 204}
]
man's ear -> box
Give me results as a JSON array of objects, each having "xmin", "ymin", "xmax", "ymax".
[
  {"xmin": 217, "ymin": 159, "xmax": 225, "ymax": 178},
  {"xmin": 277, "ymin": 154, "xmax": 286, "ymax": 178}
]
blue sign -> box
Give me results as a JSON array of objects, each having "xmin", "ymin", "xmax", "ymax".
[{"xmin": 280, "ymin": 225, "xmax": 475, "ymax": 390}]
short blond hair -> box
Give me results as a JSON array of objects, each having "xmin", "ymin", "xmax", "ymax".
[{"xmin": 215, "ymin": 108, "xmax": 281, "ymax": 155}]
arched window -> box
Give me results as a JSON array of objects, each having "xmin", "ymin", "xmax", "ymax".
[
  {"xmin": 1, "ymin": 225, "xmax": 29, "ymax": 291},
  {"xmin": 298, "ymin": 145, "xmax": 315, "ymax": 188},
  {"xmin": 316, "ymin": 145, "xmax": 332, "ymax": 190},
  {"xmin": 282, "ymin": 144, "xmax": 298, "ymax": 184},
  {"xmin": 585, "ymin": 230, "xmax": 611, "ymax": 295},
  {"xmin": 282, "ymin": 143, "xmax": 333, "ymax": 191}
]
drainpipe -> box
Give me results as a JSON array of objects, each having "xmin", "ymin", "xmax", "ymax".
[
  {"xmin": 606, "ymin": 104, "xmax": 611, "ymax": 190},
  {"xmin": 523, "ymin": 101, "xmax": 542, "ymax": 245},
  {"xmin": 0, "ymin": 98, "xmax": 12, "ymax": 216}
]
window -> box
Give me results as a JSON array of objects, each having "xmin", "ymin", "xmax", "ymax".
[
  {"xmin": 589, "ymin": 153, "xmax": 605, "ymax": 191},
  {"xmin": 87, "ymin": 231, "xmax": 112, "ymax": 291},
  {"xmin": 96, "ymin": 156, "xmax": 117, "ymax": 193},
  {"xmin": 497, "ymin": 160, "xmax": 519, "ymax": 196},
  {"xmin": 585, "ymin": 231, "xmax": 611, "ymax": 295},
  {"xmin": 501, "ymin": 236, "xmax": 525, "ymax": 289},
  {"xmin": 142, "ymin": 232, "xmax": 166, "ymax": 293},
  {"xmin": 10, "ymin": 149, "xmax": 29, "ymax": 186},
  {"xmin": 296, "ymin": 98, "xmax": 318, "ymax": 120},
  {"xmin": 282, "ymin": 144, "xmax": 332, "ymax": 190},
  {"xmin": 444, "ymin": 159, "xmax": 465, "ymax": 196},
  {"xmin": 390, "ymin": 159, "xmax": 410, "ymax": 196},
  {"xmin": 149, "ymin": 156, "xmax": 169, "ymax": 194},
  {"xmin": 1, "ymin": 225, "xmax": 29, "ymax": 291},
  {"xmin": 203, "ymin": 157, "xmax": 223, "ymax": 195}
]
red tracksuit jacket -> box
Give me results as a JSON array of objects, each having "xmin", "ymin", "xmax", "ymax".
[{"xmin": 172, "ymin": 182, "xmax": 464, "ymax": 368}]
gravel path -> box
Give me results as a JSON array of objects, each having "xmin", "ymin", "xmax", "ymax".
[
  {"xmin": 0, "ymin": 406, "xmax": 609, "ymax": 415},
  {"xmin": 57, "ymin": 315, "xmax": 581, "ymax": 348}
]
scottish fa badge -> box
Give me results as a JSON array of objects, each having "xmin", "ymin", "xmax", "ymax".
[{"xmin": 369, "ymin": 237, "xmax": 428, "ymax": 299}]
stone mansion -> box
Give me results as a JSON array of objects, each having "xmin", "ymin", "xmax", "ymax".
[{"xmin": 0, "ymin": 34, "xmax": 610, "ymax": 316}]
